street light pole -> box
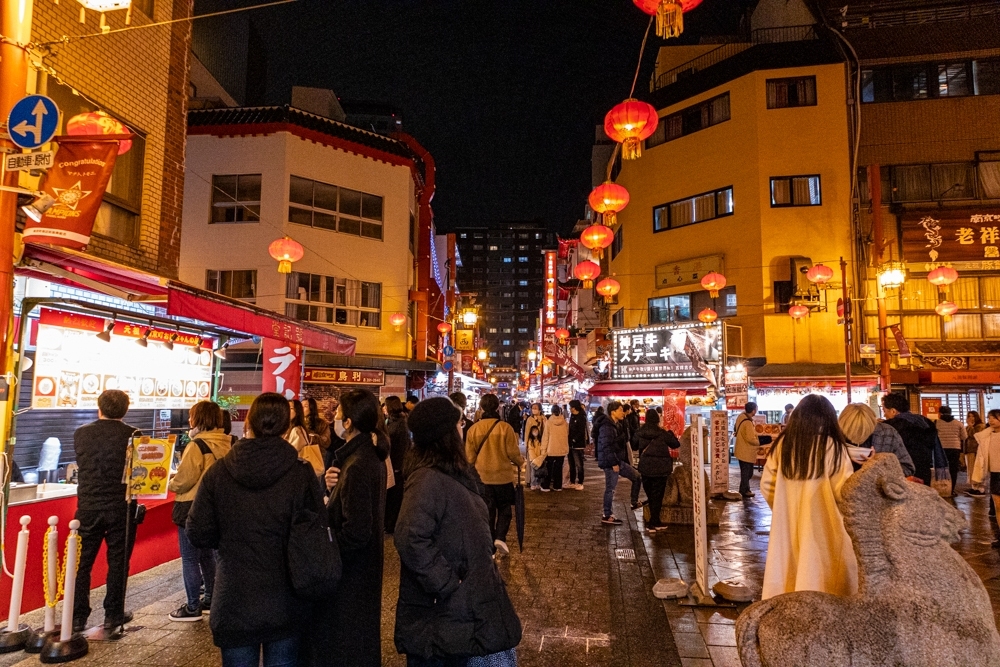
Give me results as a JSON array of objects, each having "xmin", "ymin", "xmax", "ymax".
[{"xmin": 868, "ymin": 165, "xmax": 892, "ymax": 392}]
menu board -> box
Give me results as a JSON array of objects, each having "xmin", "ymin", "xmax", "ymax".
[
  {"xmin": 127, "ymin": 435, "xmax": 176, "ymax": 499},
  {"xmin": 32, "ymin": 309, "xmax": 214, "ymax": 410}
]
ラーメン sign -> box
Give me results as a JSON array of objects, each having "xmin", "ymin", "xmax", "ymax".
[
  {"xmin": 32, "ymin": 309, "xmax": 214, "ymax": 410},
  {"xmin": 611, "ymin": 323, "xmax": 723, "ymax": 386}
]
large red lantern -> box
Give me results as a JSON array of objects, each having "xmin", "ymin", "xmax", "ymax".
[
  {"xmin": 700, "ymin": 271, "xmax": 727, "ymax": 298},
  {"xmin": 935, "ymin": 301, "xmax": 958, "ymax": 322},
  {"xmin": 806, "ymin": 264, "xmax": 834, "ymax": 286},
  {"xmin": 437, "ymin": 322, "xmax": 452, "ymax": 335},
  {"xmin": 573, "ymin": 260, "xmax": 601, "ymax": 288},
  {"xmin": 389, "ymin": 313, "xmax": 406, "ymax": 331},
  {"xmin": 268, "ymin": 236, "xmax": 304, "ymax": 274},
  {"xmin": 698, "ymin": 308, "xmax": 718, "ymax": 323},
  {"xmin": 66, "ymin": 111, "xmax": 132, "ymax": 155},
  {"xmin": 632, "ymin": 0, "xmax": 704, "ymax": 39},
  {"xmin": 927, "ymin": 266, "xmax": 959, "ymax": 293},
  {"xmin": 789, "ymin": 305, "xmax": 810, "ymax": 320},
  {"xmin": 595, "ymin": 277, "xmax": 621, "ymax": 304},
  {"xmin": 588, "ymin": 181, "xmax": 630, "ymax": 226},
  {"xmin": 604, "ymin": 99, "xmax": 659, "ymax": 160},
  {"xmin": 580, "ymin": 224, "xmax": 615, "ymax": 260},
  {"xmin": 555, "ymin": 328, "xmax": 570, "ymax": 343}
]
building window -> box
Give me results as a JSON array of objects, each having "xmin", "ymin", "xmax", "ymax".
[
  {"xmin": 206, "ymin": 270, "xmax": 256, "ymax": 302},
  {"xmin": 472, "ymin": 268, "xmax": 484, "ymax": 273},
  {"xmin": 518, "ymin": 327, "xmax": 528, "ymax": 333},
  {"xmin": 93, "ymin": 133, "xmax": 146, "ymax": 244},
  {"xmin": 489, "ymin": 327, "xmax": 498, "ymax": 334},
  {"xmin": 611, "ymin": 227, "xmax": 623, "ymax": 260},
  {"xmin": 770, "ymin": 176, "xmax": 821, "ymax": 207},
  {"xmin": 535, "ymin": 233, "xmax": 542, "ymax": 239},
  {"xmin": 518, "ymin": 280, "xmax": 528, "ymax": 286},
  {"xmin": 285, "ymin": 272, "xmax": 381, "ymax": 327},
  {"xmin": 210, "ymin": 174, "xmax": 261, "ymax": 223},
  {"xmin": 502, "ymin": 340, "xmax": 512, "ymax": 346},
  {"xmin": 502, "ymin": 328, "xmax": 512, "ymax": 333},
  {"xmin": 766, "ymin": 76, "xmax": 817, "ymax": 108},
  {"xmin": 503, "ymin": 257, "xmax": 513, "ymax": 264},
  {"xmin": 518, "ymin": 256, "xmax": 529, "ymax": 262},
  {"xmin": 612, "ymin": 308, "xmax": 624, "ymax": 328},
  {"xmin": 861, "ymin": 59, "xmax": 1000, "ymax": 103},
  {"xmin": 473, "ymin": 244, "xmax": 484, "ymax": 250},
  {"xmin": 289, "ymin": 175, "xmax": 383, "ymax": 240},
  {"xmin": 460, "ymin": 233, "xmax": 467, "ymax": 239},
  {"xmin": 649, "ymin": 285, "xmax": 736, "ymax": 324},
  {"xmin": 503, "ymin": 352, "xmax": 512, "ymax": 358},
  {"xmin": 654, "ymin": 186, "xmax": 733, "ymax": 232},
  {"xmin": 490, "ymin": 352, "xmax": 498, "ymax": 358},
  {"xmin": 646, "ymin": 92, "xmax": 730, "ymax": 149}
]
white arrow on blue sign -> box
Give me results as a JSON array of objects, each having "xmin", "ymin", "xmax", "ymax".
[
  {"xmin": 443, "ymin": 345, "xmax": 455, "ymax": 357},
  {"xmin": 7, "ymin": 95, "xmax": 59, "ymax": 150}
]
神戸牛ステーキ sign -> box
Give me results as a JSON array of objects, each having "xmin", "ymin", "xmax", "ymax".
[{"xmin": 611, "ymin": 323, "xmax": 722, "ymax": 386}]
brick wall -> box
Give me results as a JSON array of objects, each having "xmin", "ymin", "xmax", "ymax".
[{"xmin": 29, "ymin": 0, "xmax": 192, "ymax": 278}]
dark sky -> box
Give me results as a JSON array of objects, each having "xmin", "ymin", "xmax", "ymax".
[{"xmin": 195, "ymin": 0, "xmax": 749, "ymax": 234}]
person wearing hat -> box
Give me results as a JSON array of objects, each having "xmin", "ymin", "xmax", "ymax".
[
  {"xmin": 838, "ymin": 403, "xmax": 916, "ymax": 478},
  {"xmin": 936, "ymin": 405, "xmax": 967, "ymax": 496},
  {"xmin": 394, "ymin": 397, "xmax": 522, "ymax": 665}
]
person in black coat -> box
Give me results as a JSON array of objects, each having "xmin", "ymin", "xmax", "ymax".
[
  {"xmin": 186, "ymin": 392, "xmax": 326, "ymax": 666},
  {"xmin": 311, "ymin": 389, "xmax": 389, "ymax": 667},
  {"xmin": 635, "ymin": 409, "xmax": 680, "ymax": 534},
  {"xmin": 384, "ymin": 395, "xmax": 412, "ymax": 534},
  {"xmin": 395, "ymin": 398, "xmax": 522, "ymax": 666},
  {"xmin": 567, "ymin": 400, "xmax": 589, "ymax": 489}
]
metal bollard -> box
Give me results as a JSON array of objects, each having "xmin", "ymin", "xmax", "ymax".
[
  {"xmin": 26, "ymin": 516, "xmax": 61, "ymax": 653},
  {"xmin": 0, "ymin": 515, "xmax": 32, "ymax": 652},
  {"xmin": 40, "ymin": 519, "xmax": 88, "ymax": 663}
]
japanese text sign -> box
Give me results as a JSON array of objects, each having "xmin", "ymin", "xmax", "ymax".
[
  {"xmin": 127, "ymin": 435, "xmax": 176, "ymax": 499},
  {"xmin": 262, "ymin": 339, "xmax": 302, "ymax": 399},
  {"xmin": 611, "ymin": 323, "xmax": 722, "ymax": 386},
  {"xmin": 654, "ymin": 254, "xmax": 724, "ymax": 289},
  {"xmin": 303, "ymin": 367, "xmax": 385, "ymax": 386},
  {"xmin": 545, "ymin": 250, "xmax": 557, "ymax": 326},
  {"xmin": 902, "ymin": 209, "xmax": 1000, "ymax": 270}
]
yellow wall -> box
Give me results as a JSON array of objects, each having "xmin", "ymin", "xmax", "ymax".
[{"xmin": 611, "ymin": 62, "xmax": 853, "ymax": 364}]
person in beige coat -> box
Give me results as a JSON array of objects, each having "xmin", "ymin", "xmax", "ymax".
[
  {"xmin": 760, "ymin": 394, "xmax": 857, "ymax": 600},
  {"xmin": 540, "ymin": 406, "xmax": 570, "ymax": 491},
  {"xmin": 466, "ymin": 394, "xmax": 525, "ymax": 554},
  {"xmin": 734, "ymin": 402, "xmax": 760, "ymax": 499}
]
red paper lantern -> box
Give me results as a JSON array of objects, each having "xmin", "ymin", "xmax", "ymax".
[
  {"xmin": 555, "ymin": 328, "xmax": 570, "ymax": 342},
  {"xmin": 697, "ymin": 308, "xmax": 718, "ymax": 323},
  {"xmin": 580, "ymin": 224, "xmax": 615, "ymax": 260},
  {"xmin": 935, "ymin": 301, "xmax": 958, "ymax": 321},
  {"xmin": 632, "ymin": 0, "xmax": 704, "ymax": 39},
  {"xmin": 588, "ymin": 182, "xmax": 630, "ymax": 226},
  {"xmin": 595, "ymin": 277, "xmax": 621, "ymax": 304},
  {"xmin": 700, "ymin": 271, "xmax": 727, "ymax": 298},
  {"xmin": 573, "ymin": 260, "xmax": 601, "ymax": 288},
  {"xmin": 806, "ymin": 264, "xmax": 834, "ymax": 285},
  {"xmin": 789, "ymin": 305, "xmax": 810, "ymax": 320},
  {"xmin": 437, "ymin": 322, "xmax": 452, "ymax": 335},
  {"xmin": 389, "ymin": 312, "xmax": 406, "ymax": 331},
  {"xmin": 604, "ymin": 99, "xmax": 659, "ymax": 160},
  {"xmin": 66, "ymin": 111, "xmax": 132, "ymax": 155},
  {"xmin": 927, "ymin": 266, "xmax": 959, "ymax": 293},
  {"xmin": 268, "ymin": 236, "xmax": 304, "ymax": 274}
]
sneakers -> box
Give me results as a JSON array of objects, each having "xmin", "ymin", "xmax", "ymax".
[
  {"xmin": 103, "ymin": 611, "xmax": 133, "ymax": 629},
  {"xmin": 200, "ymin": 597, "xmax": 212, "ymax": 613},
  {"xmin": 494, "ymin": 539, "xmax": 510, "ymax": 555},
  {"xmin": 630, "ymin": 501, "xmax": 643, "ymax": 510},
  {"xmin": 601, "ymin": 516, "xmax": 623, "ymax": 525},
  {"xmin": 540, "ymin": 488, "xmax": 551, "ymax": 493},
  {"xmin": 168, "ymin": 604, "xmax": 203, "ymax": 622},
  {"xmin": 575, "ymin": 483, "xmax": 584, "ymax": 490},
  {"xmin": 554, "ymin": 488, "xmax": 563, "ymax": 492},
  {"xmin": 967, "ymin": 489, "xmax": 986, "ymax": 496}
]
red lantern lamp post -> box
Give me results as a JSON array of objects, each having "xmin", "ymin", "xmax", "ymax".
[
  {"xmin": 935, "ymin": 301, "xmax": 958, "ymax": 322},
  {"xmin": 789, "ymin": 305, "xmax": 810, "ymax": 320},
  {"xmin": 389, "ymin": 313, "xmax": 406, "ymax": 331},
  {"xmin": 573, "ymin": 260, "xmax": 601, "ymax": 288},
  {"xmin": 604, "ymin": 99, "xmax": 659, "ymax": 160},
  {"xmin": 632, "ymin": 0, "xmax": 704, "ymax": 39},
  {"xmin": 588, "ymin": 182, "xmax": 629, "ymax": 226},
  {"xmin": 66, "ymin": 111, "xmax": 132, "ymax": 155},
  {"xmin": 580, "ymin": 224, "xmax": 615, "ymax": 260},
  {"xmin": 596, "ymin": 277, "xmax": 621, "ymax": 304},
  {"xmin": 927, "ymin": 266, "xmax": 959, "ymax": 293},
  {"xmin": 700, "ymin": 271, "xmax": 727, "ymax": 298},
  {"xmin": 268, "ymin": 237, "xmax": 304, "ymax": 274}
]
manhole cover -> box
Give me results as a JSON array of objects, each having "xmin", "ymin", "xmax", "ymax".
[{"xmin": 615, "ymin": 548, "xmax": 636, "ymax": 561}]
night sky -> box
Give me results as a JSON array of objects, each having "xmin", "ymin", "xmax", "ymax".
[{"xmin": 195, "ymin": 0, "xmax": 749, "ymax": 234}]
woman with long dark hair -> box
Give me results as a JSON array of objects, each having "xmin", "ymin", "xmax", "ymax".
[
  {"xmin": 287, "ymin": 399, "xmax": 324, "ymax": 475},
  {"xmin": 966, "ymin": 411, "xmax": 987, "ymax": 495},
  {"xmin": 309, "ymin": 388, "xmax": 389, "ymax": 667},
  {"xmin": 760, "ymin": 394, "xmax": 857, "ymax": 599},
  {"xmin": 395, "ymin": 398, "xmax": 522, "ymax": 666},
  {"xmin": 304, "ymin": 397, "xmax": 332, "ymax": 453},
  {"xmin": 384, "ymin": 395, "xmax": 411, "ymax": 534}
]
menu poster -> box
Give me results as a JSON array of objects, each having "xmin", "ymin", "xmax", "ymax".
[
  {"xmin": 126, "ymin": 435, "xmax": 176, "ymax": 499},
  {"xmin": 32, "ymin": 309, "xmax": 214, "ymax": 410}
]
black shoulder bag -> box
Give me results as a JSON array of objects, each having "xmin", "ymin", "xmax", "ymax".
[
  {"xmin": 287, "ymin": 461, "xmax": 342, "ymax": 600},
  {"xmin": 170, "ymin": 438, "xmax": 214, "ymax": 526}
]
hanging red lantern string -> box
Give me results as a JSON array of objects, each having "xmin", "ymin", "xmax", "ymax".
[
  {"xmin": 437, "ymin": 322, "xmax": 452, "ymax": 335},
  {"xmin": 389, "ymin": 313, "xmax": 406, "ymax": 331},
  {"xmin": 700, "ymin": 271, "xmax": 727, "ymax": 298},
  {"xmin": 66, "ymin": 111, "xmax": 133, "ymax": 155},
  {"xmin": 806, "ymin": 264, "xmax": 834, "ymax": 286},
  {"xmin": 935, "ymin": 301, "xmax": 958, "ymax": 322},
  {"xmin": 632, "ymin": 0, "xmax": 704, "ymax": 40},
  {"xmin": 268, "ymin": 237, "xmax": 304, "ymax": 274},
  {"xmin": 927, "ymin": 266, "xmax": 959, "ymax": 293},
  {"xmin": 588, "ymin": 182, "xmax": 630, "ymax": 226},
  {"xmin": 555, "ymin": 328, "xmax": 570, "ymax": 343},
  {"xmin": 604, "ymin": 99, "xmax": 659, "ymax": 160},
  {"xmin": 595, "ymin": 277, "xmax": 621, "ymax": 304},
  {"xmin": 580, "ymin": 224, "xmax": 615, "ymax": 260},
  {"xmin": 573, "ymin": 260, "xmax": 601, "ymax": 289}
]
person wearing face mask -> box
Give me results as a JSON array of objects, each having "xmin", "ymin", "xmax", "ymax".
[{"xmin": 310, "ymin": 389, "xmax": 390, "ymax": 667}]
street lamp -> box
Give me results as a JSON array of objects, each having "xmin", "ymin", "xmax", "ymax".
[
  {"xmin": 477, "ymin": 349, "xmax": 488, "ymax": 361},
  {"xmin": 527, "ymin": 350, "xmax": 537, "ymax": 362},
  {"xmin": 877, "ymin": 261, "xmax": 907, "ymax": 289},
  {"xmin": 462, "ymin": 309, "xmax": 479, "ymax": 326}
]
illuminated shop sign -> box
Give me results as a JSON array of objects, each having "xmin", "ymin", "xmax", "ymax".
[
  {"xmin": 611, "ymin": 323, "xmax": 722, "ymax": 385},
  {"xmin": 545, "ymin": 250, "xmax": 557, "ymax": 326},
  {"xmin": 903, "ymin": 209, "xmax": 1000, "ymax": 270},
  {"xmin": 304, "ymin": 368, "xmax": 385, "ymax": 386}
]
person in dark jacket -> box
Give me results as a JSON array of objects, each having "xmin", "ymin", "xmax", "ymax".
[
  {"xmin": 595, "ymin": 402, "xmax": 641, "ymax": 525},
  {"xmin": 626, "ymin": 399, "xmax": 642, "ymax": 449},
  {"xmin": 384, "ymin": 395, "xmax": 412, "ymax": 534},
  {"xmin": 567, "ymin": 400, "xmax": 588, "ymax": 490},
  {"xmin": 72, "ymin": 389, "xmax": 140, "ymax": 637},
  {"xmin": 395, "ymin": 398, "xmax": 522, "ymax": 666},
  {"xmin": 313, "ymin": 388, "xmax": 389, "ymax": 667},
  {"xmin": 186, "ymin": 392, "xmax": 326, "ymax": 666},
  {"xmin": 635, "ymin": 410, "xmax": 679, "ymax": 534},
  {"xmin": 449, "ymin": 391, "xmax": 473, "ymax": 440},
  {"xmin": 882, "ymin": 392, "xmax": 938, "ymax": 485}
]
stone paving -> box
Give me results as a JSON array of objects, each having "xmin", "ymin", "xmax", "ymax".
[{"xmin": 0, "ymin": 459, "xmax": 998, "ymax": 666}]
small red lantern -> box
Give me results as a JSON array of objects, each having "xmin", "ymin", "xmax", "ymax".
[
  {"xmin": 555, "ymin": 328, "xmax": 570, "ymax": 342},
  {"xmin": 437, "ymin": 322, "xmax": 452, "ymax": 335},
  {"xmin": 588, "ymin": 182, "xmax": 630, "ymax": 226},
  {"xmin": 389, "ymin": 312, "xmax": 406, "ymax": 331},
  {"xmin": 935, "ymin": 301, "xmax": 958, "ymax": 322},
  {"xmin": 580, "ymin": 224, "xmax": 615, "ymax": 260},
  {"xmin": 268, "ymin": 236, "xmax": 304, "ymax": 274},
  {"xmin": 927, "ymin": 266, "xmax": 959, "ymax": 293},
  {"xmin": 806, "ymin": 264, "xmax": 834, "ymax": 286},
  {"xmin": 632, "ymin": 0, "xmax": 704, "ymax": 39},
  {"xmin": 66, "ymin": 111, "xmax": 132, "ymax": 155},
  {"xmin": 698, "ymin": 308, "xmax": 718, "ymax": 323},
  {"xmin": 595, "ymin": 277, "xmax": 621, "ymax": 304},
  {"xmin": 573, "ymin": 260, "xmax": 601, "ymax": 288},
  {"xmin": 789, "ymin": 305, "xmax": 810, "ymax": 320},
  {"xmin": 604, "ymin": 99, "xmax": 659, "ymax": 160},
  {"xmin": 700, "ymin": 271, "xmax": 727, "ymax": 298}
]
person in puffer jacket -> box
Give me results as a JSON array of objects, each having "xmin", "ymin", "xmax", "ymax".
[
  {"xmin": 594, "ymin": 402, "xmax": 641, "ymax": 525},
  {"xmin": 635, "ymin": 409, "xmax": 679, "ymax": 534}
]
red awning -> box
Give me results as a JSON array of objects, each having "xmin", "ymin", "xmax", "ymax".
[
  {"xmin": 588, "ymin": 380, "xmax": 708, "ymax": 397},
  {"xmin": 166, "ymin": 284, "xmax": 356, "ymax": 356}
]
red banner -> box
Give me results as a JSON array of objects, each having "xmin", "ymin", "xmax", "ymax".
[
  {"xmin": 23, "ymin": 136, "xmax": 122, "ymax": 250},
  {"xmin": 889, "ymin": 324, "xmax": 912, "ymax": 359},
  {"xmin": 262, "ymin": 339, "xmax": 302, "ymax": 400},
  {"xmin": 542, "ymin": 343, "xmax": 587, "ymax": 381},
  {"xmin": 661, "ymin": 389, "xmax": 687, "ymax": 438}
]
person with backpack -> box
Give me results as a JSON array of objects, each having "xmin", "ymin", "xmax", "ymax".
[
  {"xmin": 882, "ymin": 392, "xmax": 939, "ymax": 486},
  {"xmin": 168, "ymin": 401, "xmax": 233, "ymax": 622}
]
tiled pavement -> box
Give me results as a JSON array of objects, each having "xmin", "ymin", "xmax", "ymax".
[{"xmin": 1, "ymin": 460, "xmax": 999, "ymax": 666}]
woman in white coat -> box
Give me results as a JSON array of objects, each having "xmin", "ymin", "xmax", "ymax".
[
  {"xmin": 971, "ymin": 409, "xmax": 1000, "ymax": 542},
  {"xmin": 760, "ymin": 394, "xmax": 858, "ymax": 600}
]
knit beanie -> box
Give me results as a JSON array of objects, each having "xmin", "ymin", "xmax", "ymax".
[
  {"xmin": 406, "ymin": 397, "xmax": 462, "ymax": 448},
  {"xmin": 839, "ymin": 403, "xmax": 877, "ymax": 445}
]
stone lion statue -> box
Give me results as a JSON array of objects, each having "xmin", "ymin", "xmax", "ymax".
[{"xmin": 736, "ymin": 453, "xmax": 1000, "ymax": 667}]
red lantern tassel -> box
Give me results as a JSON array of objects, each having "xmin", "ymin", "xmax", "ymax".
[
  {"xmin": 582, "ymin": 279, "xmax": 594, "ymax": 289},
  {"xmin": 603, "ymin": 211, "xmax": 617, "ymax": 227},
  {"xmin": 657, "ymin": 1, "xmax": 685, "ymax": 39},
  {"xmin": 621, "ymin": 137, "xmax": 642, "ymax": 160}
]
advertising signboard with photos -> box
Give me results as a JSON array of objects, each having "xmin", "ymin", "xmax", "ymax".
[
  {"xmin": 611, "ymin": 323, "xmax": 723, "ymax": 386},
  {"xmin": 32, "ymin": 309, "xmax": 214, "ymax": 410}
]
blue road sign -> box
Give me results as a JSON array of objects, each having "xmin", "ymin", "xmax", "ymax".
[
  {"xmin": 7, "ymin": 95, "xmax": 59, "ymax": 149},
  {"xmin": 443, "ymin": 361, "xmax": 454, "ymax": 371},
  {"xmin": 443, "ymin": 345, "xmax": 455, "ymax": 356}
]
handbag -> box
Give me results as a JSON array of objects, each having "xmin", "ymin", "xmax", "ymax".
[{"xmin": 287, "ymin": 461, "xmax": 342, "ymax": 600}]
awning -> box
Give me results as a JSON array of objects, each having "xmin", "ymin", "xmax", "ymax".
[
  {"xmin": 749, "ymin": 363, "xmax": 878, "ymax": 389},
  {"xmin": 588, "ymin": 379, "xmax": 709, "ymax": 397}
]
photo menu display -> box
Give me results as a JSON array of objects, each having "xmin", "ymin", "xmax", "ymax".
[{"xmin": 32, "ymin": 309, "xmax": 214, "ymax": 410}]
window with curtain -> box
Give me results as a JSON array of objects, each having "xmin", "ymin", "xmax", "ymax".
[
  {"xmin": 984, "ymin": 314, "xmax": 1000, "ymax": 338},
  {"xmin": 981, "ymin": 277, "xmax": 1000, "ymax": 308},
  {"xmin": 646, "ymin": 93, "xmax": 730, "ymax": 149},
  {"xmin": 766, "ymin": 76, "xmax": 817, "ymax": 109},
  {"xmin": 944, "ymin": 314, "xmax": 982, "ymax": 339},
  {"xmin": 980, "ymin": 161, "xmax": 1000, "ymax": 199},
  {"xmin": 892, "ymin": 165, "xmax": 932, "ymax": 201},
  {"xmin": 901, "ymin": 283, "xmax": 938, "ymax": 311},
  {"xmin": 770, "ymin": 176, "xmax": 821, "ymax": 207},
  {"xmin": 654, "ymin": 186, "xmax": 734, "ymax": 232},
  {"xmin": 902, "ymin": 315, "xmax": 940, "ymax": 340},
  {"xmin": 931, "ymin": 163, "xmax": 976, "ymax": 199},
  {"xmin": 951, "ymin": 277, "xmax": 980, "ymax": 309}
]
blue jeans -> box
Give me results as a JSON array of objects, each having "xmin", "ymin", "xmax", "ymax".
[
  {"xmin": 221, "ymin": 636, "xmax": 300, "ymax": 667},
  {"xmin": 178, "ymin": 526, "xmax": 216, "ymax": 609},
  {"xmin": 603, "ymin": 463, "xmax": 642, "ymax": 518}
]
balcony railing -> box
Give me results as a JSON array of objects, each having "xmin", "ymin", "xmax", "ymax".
[{"xmin": 834, "ymin": 2, "xmax": 1000, "ymax": 30}]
